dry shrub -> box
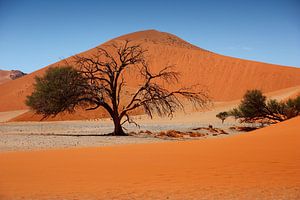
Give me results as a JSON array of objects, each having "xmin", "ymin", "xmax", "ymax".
[
  {"xmin": 157, "ymin": 130, "xmax": 206, "ymax": 138},
  {"xmin": 229, "ymin": 126, "xmax": 258, "ymax": 132},
  {"xmin": 189, "ymin": 132, "xmax": 206, "ymax": 137},
  {"xmin": 193, "ymin": 127, "xmax": 217, "ymax": 133},
  {"xmin": 193, "ymin": 126, "xmax": 227, "ymax": 134},
  {"xmin": 157, "ymin": 131, "xmax": 166, "ymax": 136},
  {"xmin": 144, "ymin": 130, "xmax": 153, "ymax": 135},
  {"xmin": 128, "ymin": 131, "xmax": 137, "ymax": 136},
  {"xmin": 136, "ymin": 129, "xmax": 211, "ymax": 139},
  {"xmin": 157, "ymin": 130, "xmax": 183, "ymax": 138},
  {"xmin": 216, "ymin": 129, "xmax": 228, "ymax": 134},
  {"xmin": 166, "ymin": 130, "xmax": 184, "ymax": 138}
]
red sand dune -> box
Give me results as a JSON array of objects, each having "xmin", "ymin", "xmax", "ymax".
[
  {"xmin": 1, "ymin": 30, "xmax": 300, "ymax": 120},
  {"xmin": 0, "ymin": 116, "xmax": 299, "ymax": 199},
  {"xmin": 0, "ymin": 70, "xmax": 14, "ymax": 85}
]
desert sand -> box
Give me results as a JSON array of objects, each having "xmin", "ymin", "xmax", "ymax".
[
  {"xmin": 0, "ymin": 110, "xmax": 27, "ymax": 123},
  {"xmin": 0, "ymin": 98, "xmax": 241, "ymax": 151},
  {"xmin": 0, "ymin": 116, "xmax": 299, "ymax": 199},
  {"xmin": 0, "ymin": 70, "xmax": 11, "ymax": 84}
]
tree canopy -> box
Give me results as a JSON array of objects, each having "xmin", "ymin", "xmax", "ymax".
[{"xmin": 26, "ymin": 66, "xmax": 88, "ymax": 118}]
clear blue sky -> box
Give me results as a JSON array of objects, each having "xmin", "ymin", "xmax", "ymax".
[{"xmin": 0, "ymin": 0, "xmax": 299, "ymax": 73}]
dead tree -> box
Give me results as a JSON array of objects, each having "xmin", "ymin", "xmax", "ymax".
[{"xmin": 74, "ymin": 41, "xmax": 210, "ymax": 136}]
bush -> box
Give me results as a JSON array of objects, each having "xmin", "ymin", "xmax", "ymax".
[
  {"xmin": 219, "ymin": 89, "xmax": 300, "ymax": 124},
  {"xmin": 237, "ymin": 90, "xmax": 266, "ymax": 120},
  {"xmin": 26, "ymin": 66, "xmax": 87, "ymax": 117},
  {"xmin": 284, "ymin": 95, "xmax": 300, "ymax": 118}
]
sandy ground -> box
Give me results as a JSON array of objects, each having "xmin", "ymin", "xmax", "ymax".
[
  {"xmin": 0, "ymin": 117, "xmax": 182, "ymax": 152},
  {"xmin": 0, "ymin": 109, "xmax": 28, "ymax": 122},
  {"xmin": 0, "ymin": 116, "xmax": 299, "ymax": 199},
  {"xmin": 0, "ymin": 107, "xmax": 243, "ymax": 151},
  {"xmin": 0, "ymin": 70, "xmax": 11, "ymax": 85}
]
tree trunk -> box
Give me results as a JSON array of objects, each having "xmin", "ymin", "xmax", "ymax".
[{"xmin": 112, "ymin": 116, "xmax": 127, "ymax": 136}]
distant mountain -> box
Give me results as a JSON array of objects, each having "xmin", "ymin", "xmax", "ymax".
[
  {"xmin": 0, "ymin": 69, "xmax": 26, "ymax": 85},
  {"xmin": 1, "ymin": 30, "xmax": 300, "ymax": 121}
]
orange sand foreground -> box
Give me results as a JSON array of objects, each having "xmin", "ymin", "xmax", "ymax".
[{"xmin": 1, "ymin": 117, "xmax": 300, "ymax": 199}]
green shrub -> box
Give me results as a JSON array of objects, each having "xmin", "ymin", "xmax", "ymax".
[
  {"xmin": 26, "ymin": 66, "xmax": 88, "ymax": 117},
  {"xmin": 219, "ymin": 90, "xmax": 300, "ymax": 124}
]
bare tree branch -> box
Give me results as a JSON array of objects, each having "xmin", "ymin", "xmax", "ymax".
[{"xmin": 70, "ymin": 41, "xmax": 210, "ymax": 135}]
